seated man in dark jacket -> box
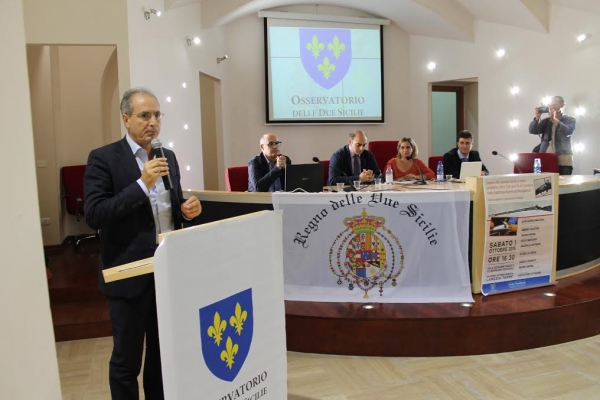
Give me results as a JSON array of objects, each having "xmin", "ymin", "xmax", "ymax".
[
  {"xmin": 248, "ymin": 134, "xmax": 291, "ymax": 192},
  {"xmin": 443, "ymin": 130, "xmax": 489, "ymax": 179},
  {"xmin": 328, "ymin": 130, "xmax": 381, "ymax": 186}
]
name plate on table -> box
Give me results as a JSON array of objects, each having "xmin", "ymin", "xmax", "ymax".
[{"xmin": 273, "ymin": 191, "xmax": 473, "ymax": 303}]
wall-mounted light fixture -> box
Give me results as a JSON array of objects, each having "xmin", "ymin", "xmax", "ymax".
[
  {"xmin": 187, "ymin": 37, "xmax": 201, "ymax": 46},
  {"xmin": 510, "ymin": 86, "xmax": 520, "ymax": 95},
  {"xmin": 144, "ymin": 8, "xmax": 161, "ymax": 20},
  {"xmin": 577, "ymin": 33, "xmax": 588, "ymax": 43},
  {"xmin": 496, "ymin": 48, "xmax": 506, "ymax": 58},
  {"xmin": 427, "ymin": 61, "xmax": 436, "ymax": 71},
  {"xmin": 509, "ymin": 119, "xmax": 519, "ymax": 128},
  {"xmin": 575, "ymin": 106, "xmax": 586, "ymax": 116},
  {"xmin": 217, "ymin": 55, "xmax": 229, "ymax": 64}
]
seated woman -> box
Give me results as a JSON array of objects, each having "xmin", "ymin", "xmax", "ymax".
[{"xmin": 385, "ymin": 138, "xmax": 435, "ymax": 181}]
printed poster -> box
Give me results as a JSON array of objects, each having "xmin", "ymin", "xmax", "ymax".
[{"xmin": 481, "ymin": 174, "xmax": 556, "ymax": 295}]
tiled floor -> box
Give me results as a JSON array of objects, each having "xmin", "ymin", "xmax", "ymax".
[{"xmin": 58, "ymin": 334, "xmax": 600, "ymax": 399}]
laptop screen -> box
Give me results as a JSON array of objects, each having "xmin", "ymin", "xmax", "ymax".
[
  {"xmin": 285, "ymin": 163, "xmax": 324, "ymax": 192},
  {"xmin": 459, "ymin": 161, "xmax": 483, "ymax": 180}
]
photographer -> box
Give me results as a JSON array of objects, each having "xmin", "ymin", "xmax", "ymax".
[{"xmin": 529, "ymin": 95, "xmax": 576, "ymax": 175}]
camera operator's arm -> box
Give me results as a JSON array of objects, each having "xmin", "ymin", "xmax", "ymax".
[
  {"xmin": 552, "ymin": 112, "xmax": 576, "ymax": 138},
  {"xmin": 529, "ymin": 107, "xmax": 544, "ymax": 134}
]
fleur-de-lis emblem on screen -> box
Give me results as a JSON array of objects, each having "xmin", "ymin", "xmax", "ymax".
[
  {"xmin": 300, "ymin": 29, "xmax": 352, "ymax": 90},
  {"xmin": 318, "ymin": 57, "xmax": 336, "ymax": 79},
  {"xmin": 328, "ymin": 35, "xmax": 345, "ymax": 59},
  {"xmin": 306, "ymin": 35, "xmax": 324, "ymax": 58}
]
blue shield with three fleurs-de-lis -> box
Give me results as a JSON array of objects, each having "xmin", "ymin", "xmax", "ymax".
[
  {"xmin": 300, "ymin": 28, "xmax": 352, "ymax": 90},
  {"xmin": 199, "ymin": 288, "xmax": 253, "ymax": 382}
]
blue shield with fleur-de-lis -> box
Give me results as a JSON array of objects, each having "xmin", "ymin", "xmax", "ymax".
[
  {"xmin": 199, "ymin": 288, "xmax": 253, "ymax": 382},
  {"xmin": 300, "ymin": 28, "xmax": 352, "ymax": 90}
]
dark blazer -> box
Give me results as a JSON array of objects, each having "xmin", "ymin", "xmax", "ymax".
[
  {"xmin": 248, "ymin": 153, "xmax": 292, "ymax": 192},
  {"xmin": 328, "ymin": 145, "xmax": 381, "ymax": 185},
  {"xmin": 443, "ymin": 148, "xmax": 489, "ymax": 179},
  {"xmin": 84, "ymin": 136, "xmax": 188, "ymax": 299}
]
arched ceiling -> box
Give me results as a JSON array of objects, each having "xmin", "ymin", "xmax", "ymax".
[{"xmin": 166, "ymin": 0, "xmax": 599, "ymax": 42}]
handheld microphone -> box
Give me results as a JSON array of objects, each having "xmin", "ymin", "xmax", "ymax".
[
  {"xmin": 492, "ymin": 150, "xmax": 522, "ymax": 174},
  {"xmin": 151, "ymin": 138, "xmax": 173, "ymax": 190}
]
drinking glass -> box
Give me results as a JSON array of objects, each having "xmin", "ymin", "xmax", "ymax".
[
  {"xmin": 336, "ymin": 183, "xmax": 344, "ymax": 192},
  {"xmin": 353, "ymin": 180, "xmax": 361, "ymax": 190}
]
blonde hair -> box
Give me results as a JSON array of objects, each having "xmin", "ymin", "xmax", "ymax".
[{"xmin": 397, "ymin": 137, "xmax": 418, "ymax": 160}]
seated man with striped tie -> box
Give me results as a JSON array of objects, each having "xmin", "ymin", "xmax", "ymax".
[
  {"xmin": 443, "ymin": 130, "xmax": 489, "ymax": 179},
  {"xmin": 328, "ymin": 130, "xmax": 381, "ymax": 186}
]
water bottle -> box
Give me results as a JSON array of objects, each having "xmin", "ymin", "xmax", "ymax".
[
  {"xmin": 436, "ymin": 161, "xmax": 444, "ymax": 183},
  {"xmin": 385, "ymin": 166, "xmax": 393, "ymax": 183},
  {"xmin": 533, "ymin": 158, "xmax": 542, "ymax": 174}
]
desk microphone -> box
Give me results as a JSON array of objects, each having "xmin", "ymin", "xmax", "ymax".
[
  {"xmin": 151, "ymin": 138, "xmax": 173, "ymax": 190},
  {"xmin": 492, "ymin": 150, "xmax": 522, "ymax": 174},
  {"xmin": 413, "ymin": 162, "xmax": 428, "ymax": 185},
  {"xmin": 312, "ymin": 156, "xmax": 356, "ymax": 191}
]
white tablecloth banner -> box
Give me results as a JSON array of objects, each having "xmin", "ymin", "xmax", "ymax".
[{"xmin": 273, "ymin": 190, "xmax": 473, "ymax": 303}]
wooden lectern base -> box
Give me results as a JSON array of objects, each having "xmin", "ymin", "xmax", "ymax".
[{"xmin": 285, "ymin": 264, "xmax": 600, "ymax": 357}]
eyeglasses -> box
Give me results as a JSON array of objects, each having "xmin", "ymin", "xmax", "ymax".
[
  {"xmin": 133, "ymin": 111, "xmax": 164, "ymax": 121},
  {"xmin": 267, "ymin": 141, "xmax": 282, "ymax": 147}
]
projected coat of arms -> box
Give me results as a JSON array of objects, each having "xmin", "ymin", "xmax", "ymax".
[
  {"xmin": 199, "ymin": 288, "xmax": 253, "ymax": 382},
  {"xmin": 300, "ymin": 28, "xmax": 352, "ymax": 90},
  {"xmin": 329, "ymin": 209, "xmax": 404, "ymax": 298}
]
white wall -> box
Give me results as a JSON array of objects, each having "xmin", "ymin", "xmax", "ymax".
[
  {"xmin": 411, "ymin": 5, "xmax": 600, "ymax": 175},
  {"xmin": 220, "ymin": 5, "xmax": 412, "ymax": 171},
  {"xmin": 23, "ymin": 0, "xmax": 130, "ymax": 103},
  {"xmin": 127, "ymin": 0, "xmax": 227, "ymax": 190},
  {"xmin": 0, "ymin": 1, "xmax": 62, "ymax": 398}
]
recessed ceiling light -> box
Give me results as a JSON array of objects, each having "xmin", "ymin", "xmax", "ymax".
[
  {"xmin": 496, "ymin": 48, "xmax": 506, "ymax": 58},
  {"xmin": 427, "ymin": 62, "xmax": 436, "ymax": 71}
]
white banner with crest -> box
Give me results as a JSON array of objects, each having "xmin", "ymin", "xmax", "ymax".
[{"xmin": 273, "ymin": 191, "xmax": 473, "ymax": 303}]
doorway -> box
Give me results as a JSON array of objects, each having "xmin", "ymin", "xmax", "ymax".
[
  {"xmin": 431, "ymin": 78, "xmax": 478, "ymax": 155},
  {"xmin": 199, "ymin": 73, "xmax": 224, "ymax": 190}
]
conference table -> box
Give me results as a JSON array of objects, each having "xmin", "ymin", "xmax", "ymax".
[{"xmin": 188, "ymin": 175, "xmax": 600, "ymax": 292}]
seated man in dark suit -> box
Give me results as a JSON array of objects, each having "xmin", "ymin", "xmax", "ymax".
[
  {"xmin": 443, "ymin": 130, "xmax": 489, "ymax": 179},
  {"xmin": 248, "ymin": 134, "xmax": 291, "ymax": 192},
  {"xmin": 328, "ymin": 130, "xmax": 381, "ymax": 186}
]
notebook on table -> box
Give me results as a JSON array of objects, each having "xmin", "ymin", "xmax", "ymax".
[
  {"xmin": 285, "ymin": 163, "xmax": 324, "ymax": 193},
  {"xmin": 459, "ymin": 161, "xmax": 483, "ymax": 180}
]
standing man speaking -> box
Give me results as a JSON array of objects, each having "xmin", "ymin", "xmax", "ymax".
[{"xmin": 84, "ymin": 87, "xmax": 201, "ymax": 399}]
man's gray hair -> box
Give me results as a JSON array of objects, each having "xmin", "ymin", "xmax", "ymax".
[
  {"xmin": 120, "ymin": 87, "xmax": 158, "ymax": 115},
  {"xmin": 552, "ymin": 95, "xmax": 565, "ymax": 105}
]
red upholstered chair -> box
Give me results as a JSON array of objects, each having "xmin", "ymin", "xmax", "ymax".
[
  {"xmin": 226, "ymin": 166, "xmax": 249, "ymax": 192},
  {"xmin": 61, "ymin": 165, "xmax": 99, "ymax": 249},
  {"xmin": 368, "ymin": 141, "xmax": 398, "ymax": 174},
  {"xmin": 514, "ymin": 152, "xmax": 559, "ymax": 174},
  {"xmin": 428, "ymin": 155, "xmax": 444, "ymax": 172},
  {"xmin": 318, "ymin": 159, "xmax": 330, "ymax": 186}
]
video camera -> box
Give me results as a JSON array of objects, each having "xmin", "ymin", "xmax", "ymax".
[{"xmin": 537, "ymin": 106, "xmax": 549, "ymax": 113}]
